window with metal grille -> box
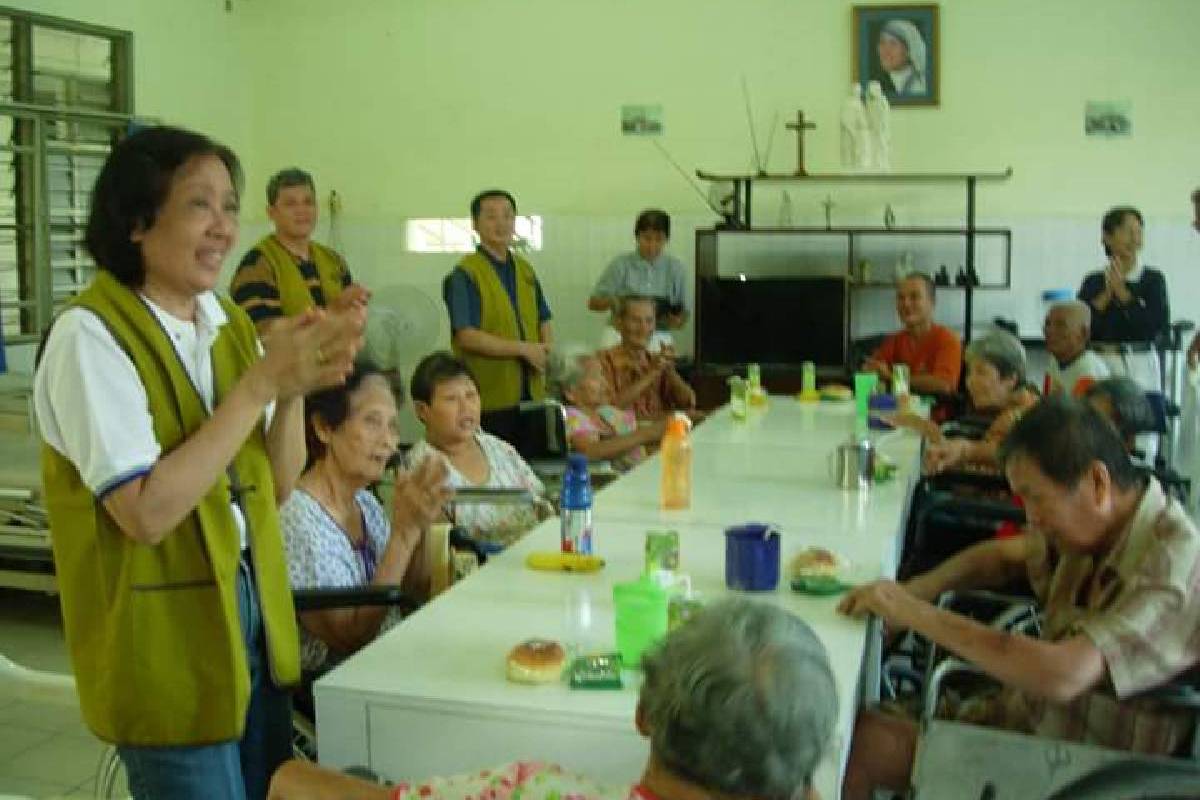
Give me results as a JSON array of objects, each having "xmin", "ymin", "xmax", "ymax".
[{"xmin": 0, "ymin": 9, "xmax": 132, "ymax": 343}]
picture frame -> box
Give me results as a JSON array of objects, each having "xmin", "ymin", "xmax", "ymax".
[{"xmin": 853, "ymin": 4, "xmax": 940, "ymax": 107}]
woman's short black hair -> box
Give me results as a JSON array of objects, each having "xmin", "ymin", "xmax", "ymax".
[
  {"xmin": 1100, "ymin": 205, "xmax": 1143, "ymax": 256},
  {"xmin": 410, "ymin": 351, "xmax": 476, "ymax": 405},
  {"xmin": 304, "ymin": 361, "xmax": 400, "ymax": 464},
  {"xmin": 85, "ymin": 125, "xmax": 242, "ymax": 287},
  {"xmin": 634, "ymin": 208, "xmax": 671, "ymax": 238},
  {"xmin": 998, "ymin": 395, "xmax": 1143, "ymax": 491}
]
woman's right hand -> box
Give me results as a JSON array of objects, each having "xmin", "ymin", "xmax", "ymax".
[
  {"xmin": 392, "ymin": 455, "xmax": 454, "ymax": 537},
  {"xmin": 255, "ymin": 307, "xmax": 365, "ymax": 400}
]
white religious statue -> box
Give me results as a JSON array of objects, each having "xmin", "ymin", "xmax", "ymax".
[
  {"xmin": 865, "ymin": 80, "xmax": 892, "ymax": 171},
  {"xmin": 840, "ymin": 83, "xmax": 870, "ymax": 170}
]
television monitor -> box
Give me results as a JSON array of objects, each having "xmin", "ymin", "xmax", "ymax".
[{"xmin": 697, "ymin": 277, "xmax": 847, "ymax": 367}]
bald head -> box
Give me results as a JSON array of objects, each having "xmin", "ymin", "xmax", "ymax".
[{"xmin": 1044, "ymin": 300, "xmax": 1091, "ymax": 364}]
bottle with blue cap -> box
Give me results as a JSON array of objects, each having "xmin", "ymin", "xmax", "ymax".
[{"xmin": 560, "ymin": 454, "xmax": 594, "ymax": 554}]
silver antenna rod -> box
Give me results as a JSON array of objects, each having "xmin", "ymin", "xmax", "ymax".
[
  {"xmin": 761, "ymin": 111, "xmax": 780, "ymax": 172},
  {"xmin": 649, "ymin": 139, "xmax": 724, "ymax": 217},
  {"xmin": 741, "ymin": 75, "xmax": 764, "ymax": 174}
]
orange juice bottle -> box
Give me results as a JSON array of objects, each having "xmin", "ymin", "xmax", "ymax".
[{"xmin": 660, "ymin": 413, "xmax": 693, "ymax": 510}]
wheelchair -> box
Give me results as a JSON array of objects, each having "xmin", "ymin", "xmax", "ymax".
[{"xmin": 908, "ymin": 596, "xmax": 1200, "ymax": 799}]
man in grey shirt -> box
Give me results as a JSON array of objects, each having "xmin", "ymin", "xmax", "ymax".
[{"xmin": 589, "ymin": 209, "xmax": 690, "ymax": 350}]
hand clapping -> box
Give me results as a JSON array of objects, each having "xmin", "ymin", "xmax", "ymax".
[
  {"xmin": 392, "ymin": 455, "xmax": 454, "ymax": 536},
  {"xmin": 258, "ymin": 303, "xmax": 367, "ymax": 400}
]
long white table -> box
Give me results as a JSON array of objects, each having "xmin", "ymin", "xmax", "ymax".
[{"xmin": 315, "ymin": 400, "xmax": 922, "ymax": 798}]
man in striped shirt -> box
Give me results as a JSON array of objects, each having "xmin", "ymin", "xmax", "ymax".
[{"xmin": 231, "ymin": 168, "xmax": 366, "ymax": 333}]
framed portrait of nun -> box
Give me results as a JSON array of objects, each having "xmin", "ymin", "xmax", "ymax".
[{"xmin": 853, "ymin": 4, "xmax": 940, "ymax": 107}]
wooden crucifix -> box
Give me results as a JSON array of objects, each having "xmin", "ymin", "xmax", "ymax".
[{"xmin": 785, "ymin": 109, "xmax": 816, "ymax": 176}]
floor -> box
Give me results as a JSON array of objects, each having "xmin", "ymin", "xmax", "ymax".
[{"xmin": 0, "ymin": 588, "xmax": 121, "ymax": 799}]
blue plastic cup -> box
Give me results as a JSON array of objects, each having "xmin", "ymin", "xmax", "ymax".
[{"xmin": 724, "ymin": 523, "xmax": 781, "ymax": 591}]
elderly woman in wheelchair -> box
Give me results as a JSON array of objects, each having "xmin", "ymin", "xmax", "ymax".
[
  {"xmin": 884, "ymin": 329, "xmax": 1039, "ymax": 476},
  {"xmin": 406, "ymin": 352, "xmax": 552, "ymax": 552},
  {"xmin": 281, "ymin": 362, "xmax": 452, "ymax": 675},
  {"xmin": 838, "ymin": 398, "xmax": 1200, "ymax": 799}
]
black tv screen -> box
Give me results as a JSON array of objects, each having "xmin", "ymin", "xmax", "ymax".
[{"xmin": 698, "ymin": 277, "xmax": 846, "ymax": 367}]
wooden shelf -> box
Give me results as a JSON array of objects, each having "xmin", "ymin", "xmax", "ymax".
[{"xmin": 700, "ymin": 226, "xmax": 1010, "ymax": 235}]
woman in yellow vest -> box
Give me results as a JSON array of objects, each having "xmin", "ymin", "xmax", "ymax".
[{"xmin": 33, "ymin": 126, "xmax": 364, "ymax": 800}]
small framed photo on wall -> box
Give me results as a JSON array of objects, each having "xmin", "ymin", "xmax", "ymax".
[{"xmin": 853, "ymin": 4, "xmax": 939, "ymax": 107}]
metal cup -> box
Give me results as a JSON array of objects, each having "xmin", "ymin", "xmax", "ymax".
[{"xmin": 830, "ymin": 437, "xmax": 876, "ymax": 490}]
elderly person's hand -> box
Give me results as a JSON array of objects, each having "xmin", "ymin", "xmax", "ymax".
[
  {"xmin": 923, "ymin": 438, "xmax": 969, "ymax": 475},
  {"xmin": 837, "ymin": 579, "xmax": 920, "ymax": 634},
  {"xmin": 653, "ymin": 347, "xmax": 677, "ymax": 373},
  {"xmin": 862, "ymin": 357, "xmax": 892, "ymax": 381},
  {"xmin": 877, "ymin": 411, "xmax": 940, "ymax": 441},
  {"xmin": 392, "ymin": 455, "xmax": 453, "ymax": 537}
]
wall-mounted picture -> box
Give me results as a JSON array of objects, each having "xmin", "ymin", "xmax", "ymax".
[
  {"xmin": 621, "ymin": 104, "xmax": 663, "ymax": 136},
  {"xmin": 853, "ymin": 4, "xmax": 939, "ymax": 107},
  {"xmin": 1085, "ymin": 100, "xmax": 1131, "ymax": 138}
]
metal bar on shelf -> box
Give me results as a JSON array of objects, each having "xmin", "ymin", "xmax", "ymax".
[{"xmin": 697, "ymin": 168, "xmax": 1013, "ymax": 183}]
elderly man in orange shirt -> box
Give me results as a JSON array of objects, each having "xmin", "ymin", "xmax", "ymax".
[{"xmin": 863, "ymin": 272, "xmax": 962, "ymax": 395}]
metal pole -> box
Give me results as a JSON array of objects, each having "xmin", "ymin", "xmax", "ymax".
[{"xmin": 964, "ymin": 176, "xmax": 977, "ymax": 344}]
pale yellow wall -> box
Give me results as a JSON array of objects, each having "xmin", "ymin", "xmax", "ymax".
[
  {"xmin": 6, "ymin": 0, "xmax": 1200, "ymax": 379},
  {"xmin": 230, "ymin": 0, "xmax": 1200, "ymax": 220}
]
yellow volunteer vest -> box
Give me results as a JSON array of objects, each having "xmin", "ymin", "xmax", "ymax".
[
  {"xmin": 452, "ymin": 251, "xmax": 545, "ymax": 411},
  {"xmin": 40, "ymin": 271, "xmax": 300, "ymax": 746},
  {"xmin": 255, "ymin": 234, "xmax": 347, "ymax": 316}
]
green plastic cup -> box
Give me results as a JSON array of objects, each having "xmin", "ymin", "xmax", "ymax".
[
  {"xmin": 612, "ymin": 578, "xmax": 669, "ymax": 670},
  {"xmin": 854, "ymin": 372, "xmax": 878, "ymax": 427}
]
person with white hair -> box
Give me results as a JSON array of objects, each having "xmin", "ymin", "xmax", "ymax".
[
  {"xmin": 548, "ymin": 344, "xmax": 664, "ymax": 472},
  {"xmin": 873, "ymin": 18, "xmax": 928, "ymax": 97},
  {"xmin": 1043, "ymin": 300, "xmax": 1109, "ymax": 397},
  {"xmin": 922, "ymin": 329, "xmax": 1039, "ymax": 475},
  {"xmin": 266, "ymin": 599, "xmax": 839, "ymax": 800}
]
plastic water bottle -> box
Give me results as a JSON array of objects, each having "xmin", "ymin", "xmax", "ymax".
[
  {"xmin": 560, "ymin": 454, "xmax": 594, "ymax": 554},
  {"xmin": 660, "ymin": 413, "xmax": 693, "ymax": 510}
]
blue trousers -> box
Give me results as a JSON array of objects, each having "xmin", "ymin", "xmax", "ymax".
[{"xmin": 117, "ymin": 559, "xmax": 293, "ymax": 800}]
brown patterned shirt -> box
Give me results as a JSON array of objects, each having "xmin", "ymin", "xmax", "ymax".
[
  {"xmin": 1015, "ymin": 479, "xmax": 1200, "ymax": 754},
  {"xmin": 596, "ymin": 345, "xmax": 693, "ymax": 421}
]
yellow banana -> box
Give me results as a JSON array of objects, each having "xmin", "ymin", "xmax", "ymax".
[{"xmin": 525, "ymin": 552, "xmax": 606, "ymax": 573}]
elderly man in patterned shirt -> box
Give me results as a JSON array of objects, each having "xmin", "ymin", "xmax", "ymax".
[
  {"xmin": 597, "ymin": 295, "xmax": 697, "ymax": 422},
  {"xmin": 838, "ymin": 396, "xmax": 1200, "ymax": 799}
]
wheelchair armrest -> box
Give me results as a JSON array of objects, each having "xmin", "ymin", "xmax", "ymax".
[
  {"xmin": 292, "ymin": 584, "xmax": 419, "ymax": 614},
  {"xmin": 936, "ymin": 588, "xmax": 1038, "ymax": 614},
  {"xmin": 922, "ymin": 657, "xmax": 990, "ymax": 724}
]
